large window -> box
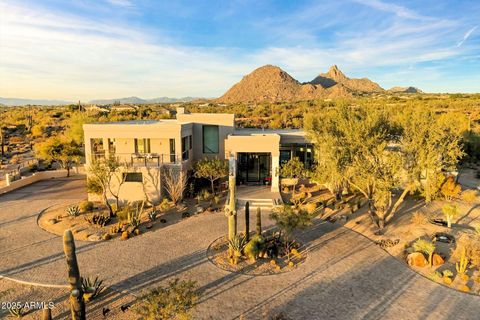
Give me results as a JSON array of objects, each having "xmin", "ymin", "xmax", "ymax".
[
  {"xmin": 203, "ymin": 125, "xmax": 219, "ymax": 154},
  {"xmin": 181, "ymin": 136, "xmax": 189, "ymax": 161},
  {"xmin": 123, "ymin": 172, "xmax": 143, "ymax": 182},
  {"xmin": 169, "ymin": 138, "xmax": 176, "ymax": 162},
  {"xmin": 134, "ymin": 138, "xmax": 151, "ymax": 154}
]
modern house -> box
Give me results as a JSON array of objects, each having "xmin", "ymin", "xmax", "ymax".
[{"xmin": 83, "ymin": 108, "xmax": 313, "ymax": 204}]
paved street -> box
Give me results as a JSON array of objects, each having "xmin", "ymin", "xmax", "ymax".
[{"xmin": 1, "ymin": 177, "xmax": 480, "ymax": 319}]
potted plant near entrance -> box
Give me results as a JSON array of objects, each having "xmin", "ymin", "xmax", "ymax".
[{"xmin": 264, "ymin": 176, "xmax": 272, "ymax": 186}]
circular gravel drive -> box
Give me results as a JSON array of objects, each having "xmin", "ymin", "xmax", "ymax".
[{"xmin": 1, "ymin": 177, "xmax": 480, "ymax": 319}]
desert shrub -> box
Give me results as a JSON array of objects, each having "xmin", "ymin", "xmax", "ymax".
[
  {"xmin": 461, "ymin": 189, "xmax": 478, "ymax": 203},
  {"xmin": 200, "ymin": 189, "xmax": 211, "ymax": 201},
  {"xmin": 413, "ymin": 238, "xmax": 436, "ymax": 265},
  {"xmin": 136, "ymin": 278, "xmax": 198, "ymax": 320},
  {"xmin": 158, "ymin": 198, "xmax": 170, "ymax": 212},
  {"xmin": 117, "ymin": 205, "xmax": 130, "ymax": 223},
  {"xmin": 304, "ymin": 202, "xmax": 317, "ymax": 214},
  {"xmin": 440, "ymin": 176, "xmax": 461, "ymax": 201},
  {"xmin": 442, "ymin": 269, "xmax": 453, "ymax": 278},
  {"xmin": 452, "ymin": 233, "xmax": 480, "ymax": 268},
  {"xmin": 79, "ymin": 200, "xmax": 94, "ymax": 213},
  {"xmin": 411, "ymin": 211, "xmax": 428, "ymax": 225},
  {"xmin": 244, "ymin": 235, "xmax": 265, "ymax": 261}
]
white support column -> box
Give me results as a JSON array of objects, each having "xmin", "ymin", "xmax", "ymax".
[{"xmin": 271, "ymin": 154, "xmax": 280, "ymax": 192}]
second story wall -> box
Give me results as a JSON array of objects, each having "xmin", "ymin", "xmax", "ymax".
[{"xmin": 176, "ymin": 112, "xmax": 235, "ymax": 161}]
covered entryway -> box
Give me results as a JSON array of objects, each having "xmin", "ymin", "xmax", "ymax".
[
  {"xmin": 237, "ymin": 152, "xmax": 271, "ymax": 185},
  {"xmin": 224, "ymin": 133, "xmax": 281, "ymax": 192}
]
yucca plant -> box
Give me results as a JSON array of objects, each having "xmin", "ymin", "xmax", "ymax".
[
  {"xmin": 67, "ymin": 205, "xmax": 81, "ymax": 217},
  {"xmin": 81, "ymin": 276, "xmax": 106, "ymax": 302}
]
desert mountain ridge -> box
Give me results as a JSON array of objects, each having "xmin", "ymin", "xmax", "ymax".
[{"xmin": 216, "ymin": 65, "xmax": 422, "ymax": 103}]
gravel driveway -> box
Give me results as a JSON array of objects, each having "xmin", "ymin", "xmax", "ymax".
[{"xmin": 1, "ymin": 176, "xmax": 480, "ymax": 319}]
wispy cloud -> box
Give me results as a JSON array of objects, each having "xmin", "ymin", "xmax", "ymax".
[
  {"xmin": 105, "ymin": 0, "xmax": 133, "ymax": 7},
  {"xmin": 352, "ymin": 0, "xmax": 430, "ymax": 20},
  {"xmin": 0, "ymin": 0, "xmax": 479, "ymax": 99},
  {"xmin": 457, "ymin": 26, "xmax": 478, "ymax": 47}
]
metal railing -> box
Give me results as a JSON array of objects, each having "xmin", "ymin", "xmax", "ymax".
[{"xmin": 91, "ymin": 152, "xmax": 186, "ymax": 167}]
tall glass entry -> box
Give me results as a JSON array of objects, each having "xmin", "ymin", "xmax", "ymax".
[{"xmin": 237, "ymin": 153, "xmax": 271, "ymax": 184}]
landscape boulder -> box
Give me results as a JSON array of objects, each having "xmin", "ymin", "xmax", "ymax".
[
  {"xmin": 432, "ymin": 253, "xmax": 445, "ymax": 266},
  {"xmin": 407, "ymin": 252, "xmax": 428, "ymax": 267}
]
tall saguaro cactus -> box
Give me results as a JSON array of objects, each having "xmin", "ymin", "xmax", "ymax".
[
  {"xmin": 42, "ymin": 306, "xmax": 52, "ymax": 320},
  {"xmin": 256, "ymin": 207, "xmax": 262, "ymax": 235},
  {"xmin": 228, "ymin": 173, "xmax": 237, "ymax": 241},
  {"xmin": 245, "ymin": 201, "xmax": 250, "ymax": 242},
  {"xmin": 63, "ymin": 230, "xmax": 86, "ymax": 320}
]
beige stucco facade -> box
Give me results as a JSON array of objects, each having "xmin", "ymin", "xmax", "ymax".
[{"xmin": 83, "ymin": 109, "xmax": 311, "ymax": 203}]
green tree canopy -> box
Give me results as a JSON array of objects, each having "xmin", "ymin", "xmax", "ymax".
[
  {"xmin": 194, "ymin": 157, "xmax": 228, "ymax": 194},
  {"xmin": 34, "ymin": 135, "xmax": 83, "ymax": 177}
]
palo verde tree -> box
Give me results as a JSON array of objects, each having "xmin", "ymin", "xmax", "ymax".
[
  {"xmin": 35, "ymin": 135, "xmax": 83, "ymax": 177},
  {"xmin": 280, "ymin": 157, "xmax": 306, "ymax": 198},
  {"xmin": 194, "ymin": 157, "xmax": 228, "ymax": 194},
  {"xmin": 86, "ymin": 159, "xmax": 120, "ymax": 217},
  {"xmin": 306, "ymin": 105, "xmax": 465, "ymax": 229},
  {"xmin": 393, "ymin": 107, "xmax": 465, "ymax": 205},
  {"xmin": 306, "ymin": 106, "xmax": 401, "ymax": 229}
]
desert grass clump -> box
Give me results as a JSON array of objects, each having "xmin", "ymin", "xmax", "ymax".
[
  {"xmin": 136, "ymin": 278, "xmax": 198, "ymax": 320},
  {"xmin": 413, "ymin": 238, "xmax": 436, "ymax": 266},
  {"xmin": 411, "ymin": 211, "xmax": 428, "ymax": 225},
  {"xmin": 79, "ymin": 200, "xmax": 94, "ymax": 213},
  {"xmin": 461, "ymin": 189, "xmax": 478, "ymax": 203}
]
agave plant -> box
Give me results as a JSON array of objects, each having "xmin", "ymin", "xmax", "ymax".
[
  {"xmin": 81, "ymin": 276, "xmax": 106, "ymax": 302},
  {"xmin": 9, "ymin": 306, "xmax": 27, "ymax": 318},
  {"xmin": 66, "ymin": 205, "xmax": 81, "ymax": 217},
  {"xmin": 148, "ymin": 211, "xmax": 157, "ymax": 222},
  {"xmin": 228, "ymin": 234, "xmax": 247, "ymax": 257}
]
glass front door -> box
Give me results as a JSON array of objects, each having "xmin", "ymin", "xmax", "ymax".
[{"xmin": 238, "ymin": 153, "xmax": 271, "ymax": 184}]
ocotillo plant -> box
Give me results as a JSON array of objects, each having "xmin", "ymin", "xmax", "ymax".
[
  {"xmin": 63, "ymin": 230, "xmax": 86, "ymax": 320},
  {"xmin": 256, "ymin": 207, "xmax": 262, "ymax": 235},
  {"xmin": 245, "ymin": 202, "xmax": 250, "ymax": 242}
]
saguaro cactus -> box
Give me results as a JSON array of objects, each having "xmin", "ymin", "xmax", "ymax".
[
  {"xmin": 256, "ymin": 207, "xmax": 262, "ymax": 235},
  {"xmin": 228, "ymin": 173, "xmax": 237, "ymax": 241},
  {"xmin": 245, "ymin": 202, "xmax": 250, "ymax": 242},
  {"xmin": 42, "ymin": 306, "xmax": 52, "ymax": 320},
  {"xmin": 63, "ymin": 230, "xmax": 86, "ymax": 320}
]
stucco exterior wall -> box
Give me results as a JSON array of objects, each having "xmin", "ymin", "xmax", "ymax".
[{"xmin": 176, "ymin": 113, "xmax": 235, "ymax": 161}]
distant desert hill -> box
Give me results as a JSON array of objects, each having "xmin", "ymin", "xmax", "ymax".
[
  {"xmin": 310, "ymin": 65, "xmax": 384, "ymax": 93},
  {"xmin": 216, "ymin": 65, "xmax": 351, "ymax": 103},
  {"xmin": 217, "ymin": 64, "xmax": 423, "ymax": 103},
  {"xmin": 387, "ymin": 86, "xmax": 423, "ymax": 94}
]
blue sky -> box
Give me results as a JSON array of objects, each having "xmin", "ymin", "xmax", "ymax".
[{"xmin": 1, "ymin": 0, "xmax": 479, "ymax": 100}]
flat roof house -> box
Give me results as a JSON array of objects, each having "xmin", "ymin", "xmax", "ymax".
[{"xmin": 83, "ymin": 108, "xmax": 312, "ymax": 204}]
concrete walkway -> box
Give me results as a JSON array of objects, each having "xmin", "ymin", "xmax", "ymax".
[{"xmin": 1, "ymin": 177, "xmax": 480, "ymax": 319}]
